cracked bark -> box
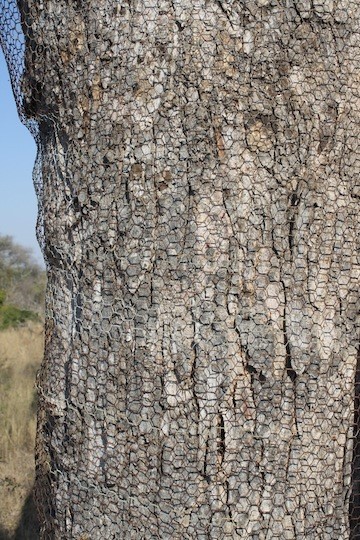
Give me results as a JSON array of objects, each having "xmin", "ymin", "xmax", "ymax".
[{"xmin": 14, "ymin": 0, "xmax": 360, "ymax": 538}]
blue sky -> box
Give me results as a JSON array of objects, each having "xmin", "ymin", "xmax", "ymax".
[{"xmin": 0, "ymin": 50, "xmax": 42, "ymax": 262}]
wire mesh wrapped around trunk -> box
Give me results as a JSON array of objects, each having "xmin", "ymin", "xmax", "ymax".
[{"xmin": 1, "ymin": 1, "xmax": 360, "ymax": 538}]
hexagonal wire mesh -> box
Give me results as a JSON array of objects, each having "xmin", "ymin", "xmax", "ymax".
[{"xmin": 1, "ymin": 1, "xmax": 360, "ymax": 538}]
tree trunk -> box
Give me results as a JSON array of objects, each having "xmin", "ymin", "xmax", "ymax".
[{"xmin": 13, "ymin": 0, "xmax": 360, "ymax": 538}]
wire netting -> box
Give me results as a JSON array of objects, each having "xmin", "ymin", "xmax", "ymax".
[{"xmin": 1, "ymin": 1, "xmax": 360, "ymax": 538}]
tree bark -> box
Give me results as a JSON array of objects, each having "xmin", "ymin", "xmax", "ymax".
[{"xmin": 15, "ymin": 0, "xmax": 360, "ymax": 538}]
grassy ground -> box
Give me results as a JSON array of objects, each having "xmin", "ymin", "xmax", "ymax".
[{"xmin": 0, "ymin": 323, "xmax": 43, "ymax": 539}]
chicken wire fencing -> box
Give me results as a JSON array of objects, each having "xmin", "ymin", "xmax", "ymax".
[{"xmin": 1, "ymin": 1, "xmax": 360, "ymax": 539}]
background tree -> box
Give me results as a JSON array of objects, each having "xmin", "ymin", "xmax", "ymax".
[
  {"xmin": 0, "ymin": 234, "xmax": 45, "ymax": 329},
  {"xmin": 0, "ymin": 234, "xmax": 45, "ymax": 314},
  {"xmin": 2, "ymin": 0, "xmax": 360, "ymax": 538}
]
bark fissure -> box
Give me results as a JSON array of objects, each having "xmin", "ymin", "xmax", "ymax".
[
  {"xmin": 282, "ymin": 282, "xmax": 297, "ymax": 384},
  {"xmin": 216, "ymin": 413, "xmax": 225, "ymax": 466},
  {"xmin": 288, "ymin": 191, "xmax": 300, "ymax": 261}
]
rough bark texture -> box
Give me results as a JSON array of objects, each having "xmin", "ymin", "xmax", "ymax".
[{"xmin": 16, "ymin": 0, "xmax": 360, "ymax": 538}]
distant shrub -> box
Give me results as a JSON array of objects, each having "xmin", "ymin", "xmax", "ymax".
[
  {"xmin": 0, "ymin": 290, "xmax": 5, "ymax": 306},
  {"xmin": 0, "ymin": 234, "xmax": 46, "ymax": 316},
  {"xmin": 0, "ymin": 304, "xmax": 38, "ymax": 330}
]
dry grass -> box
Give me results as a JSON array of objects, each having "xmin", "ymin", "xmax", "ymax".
[{"xmin": 0, "ymin": 322, "xmax": 43, "ymax": 539}]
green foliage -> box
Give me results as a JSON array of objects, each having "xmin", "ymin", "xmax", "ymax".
[
  {"xmin": 0, "ymin": 304, "xmax": 38, "ymax": 330},
  {"xmin": 0, "ymin": 235, "xmax": 46, "ymax": 323}
]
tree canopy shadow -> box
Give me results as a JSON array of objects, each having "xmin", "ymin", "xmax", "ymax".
[
  {"xmin": 0, "ymin": 485, "xmax": 40, "ymax": 540},
  {"xmin": 13, "ymin": 486, "xmax": 39, "ymax": 540},
  {"xmin": 0, "ymin": 525, "xmax": 11, "ymax": 540}
]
